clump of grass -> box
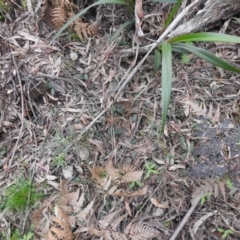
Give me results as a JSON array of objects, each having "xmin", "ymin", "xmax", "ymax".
[{"xmin": 2, "ymin": 178, "xmax": 43, "ymax": 211}]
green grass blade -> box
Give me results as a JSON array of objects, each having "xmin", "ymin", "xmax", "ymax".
[
  {"xmin": 163, "ymin": 0, "xmax": 182, "ymax": 30},
  {"xmin": 160, "ymin": 43, "xmax": 172, "ymax": 136},
  {"xmin": 168, "ymin": 32, "xmax": 240, "ymax": 43},
  {"xmin": 154, "ymin": 49, "xmax": 161, "ymax": 74},
  {"xmin": 171, "ymin": 45, "xmax": 190, "ymax": 54},
  {"xmin": 172, "ymin": 43, "xmax": 240, "ymax": 73},
  {"xmin": 51, "ymin": 0, "xmax": 127, "ymax": 44},
  {"xmin": 109, "ymin": 19, "xmax": 134, "ymax": 42}
]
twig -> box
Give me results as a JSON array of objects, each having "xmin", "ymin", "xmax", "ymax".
[
  {"xmin": 169, "ymin": 195, "xmax": 201, "ymax": 240},
  {"xmin": 8, "ymin": 52, "xmax": 25, "ymax": 167},
  {"xmin": 76, "ymin": 0, "xmax": 200, "ymax": 139}
]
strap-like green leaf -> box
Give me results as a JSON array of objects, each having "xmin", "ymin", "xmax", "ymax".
[
  {"xmin": 50, "ymin": 0, "xmax": 127, "ymax": 44},
  {"xmin": 160, "ymin": 43, "xmax": 172, "ymax": 136},
  {"xmin": 172, "ymin": 43, "xmax": 240, "ymax": 73},
  {"xmin": 168, "ymin": 32, "xmax": 240, "ymax": 43},
  {"xmin": 163, "ymin": 0, "xmax": 182, "ymax": 30},
  {"xmin": 154, "ymin": 49, "xmax": 161, "ymax": 74}
]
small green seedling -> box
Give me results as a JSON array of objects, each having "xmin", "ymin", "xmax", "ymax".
[
  {"xmin": 164, "ymin": 221, "xmax": 171, "ymax": 227},
  {"xmin": 145, "ymin": 162, "xmax": 159, "ymax": 179},
  {"xmin": 52, "ymin": 154, "xmax": 66, "ymax": 167},
  {"xmin": 226, "ymin": 179, "xmax": 234, "ymax": 190},
  {"xmin": 218, "ymin": 228, "xmax": 234, "ymax": 239},
  {"xmin": 130, "ymin": 180, "xmax": 143, "ymax": 189},
  {"xmin": 2, "ymin": 178, "xmax": 43, "ymax": 211},
  {"xmin": 180, "ymin": 136, "xmax": 194, "ymax": 152},
  {"xmin": 181, "ymin": 53, "xmax": 190, "ymax": 64},
  {"xmin": 200, "ymin": 193, "xmax": 210, "ymax": 205}
]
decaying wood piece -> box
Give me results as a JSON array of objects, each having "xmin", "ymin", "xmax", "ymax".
[{"xmin": 169, "ymin": 0, "xmax": 240, "ymax": 38}]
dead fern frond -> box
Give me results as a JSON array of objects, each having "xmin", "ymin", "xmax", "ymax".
[
  {"xmin": 122, "ymin": 163, "xmax": 136, "ymax": 173},
  {"xmin": 90, "ymin": 165, "xmax": 109, "ymax": 187},
  {"xmin": 48, "ymin": 206, "xmax": 73, "ymax": 240},
  {"xmin": 51, "ymin": 7, "xmax": 67, "ymax": 29},
  {"xmin": 126, "ymin": 221, "xmax": 159, "ymax": 240},
  {"xmin": 74, "ymin": 22, "xmax": 98, "ymax": 42},
  {"xmin": 191, "ymin": 179, "xmax": 227, "ymax": 205},
  {"xmin": 120, "ymin": 170, "xmax": 143, "ymax": 184},
  {"xmin": 106, "ymin": 157, "xmax": 123, "ymax": 182}
]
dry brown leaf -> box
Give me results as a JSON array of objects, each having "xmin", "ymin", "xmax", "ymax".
[
  {"xmin": 213, "ymin": 182, "xmax": 219, "ymax": 199},
  {"xmin": 135, "ymin": 0, "xmax": 144, "ymax": 19},
  {"xmin": 77, "ymin": 199, "xmax": 94, "ymax": 221},
  {"xmin": 218, "ymin": 181, "xmax": 226, "ymax": 201},
  {"xmin": 191, "ymin": 181, "xmax": 213, "ymax": 205},
  {"xmin": 125, "ymin": 201, "xmax": 132, "ymax": 217},
  {"xmin": 68, "ymin": 188, "xmax": 85, "ymax": 212},
  {"xmin": 150, "ymin": 198, "xmax": 169, "ymax": 209},
  {"xmin": 212, "ymin": 104, "xmax": 220, "ymax": 123},
  {"xmin": 111, "ymin": 214, "xmax": 128, "ymax": 231},
  {"xmin": 135, "ymin": 0, "xmax": 144, "ymax": 37},
  {"xmin": 113, "ymin": 186, "xmax": 147, "ymax": 197},
  {"xmin": 98, "ymin": 209, "xmax": 120, "ymax": 229},
  {"xmin": 192, "ymin": 211, "xmax": 217, "ymax": 235}
]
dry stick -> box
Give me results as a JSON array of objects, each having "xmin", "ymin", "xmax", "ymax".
[
  {"xmin": 169, "ymin": 196, "xmax": 202, "ymax": 240},
  {"xmin": 9, "ymin": 52, "xmax": 25, "ymax": 167},
  {"xmin": 77, "ymin": 0, "xmax": 200, "ymax": 139}
]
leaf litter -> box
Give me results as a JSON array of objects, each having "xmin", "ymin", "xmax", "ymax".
[{"xmin": 0, "ymin": 0, "xmax": 240, "ymax": 239}]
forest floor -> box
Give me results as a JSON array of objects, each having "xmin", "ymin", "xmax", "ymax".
[{"xmin": 0, "ymin": 0, "xmax": 240, "ymax": 239}]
